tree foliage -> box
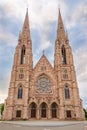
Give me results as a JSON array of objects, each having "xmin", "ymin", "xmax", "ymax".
[
  {"xmin": 83, "ymin": 108, "xmax": 87, "ymax": 120},
  {"xmin": 1, "ymin": 104, "xmax": 4, "ymax": 115}
]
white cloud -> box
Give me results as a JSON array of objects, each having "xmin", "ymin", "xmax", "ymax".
[
  {"xmin": 0, "ymin": 28, "xmax": 17, "ymax": 47},
  {"xmin": 0, "ymin": 0, "xmax": 67, "ymax": 24},
  {"xmin": 0, "ymin": 94, "xmax": 7, "ymax": 103},
  {"xmin": 74, "ymin": 44, "xmax": 87, "ymax": 83},
  {"xmin": 0, "ymin": 27, "xmax": 16, "ymax": 61},
  {"xmin": 78, "ymin": 82, "xmax": 87, "ymax": 108},
  {"xmin": 29, "ymin": 0, "xmax": 66, "ymax": 27},
  {"xmin": 0, "ymin": 71, "xmax": 11, "ymax": 103},
  {"xmin": 0, "ymin": 0, "xmax": 26, "ymax": 20},
  {"xmin": 36, "ymin": 25, "xmax": 52, "ymax": 54},
  {"xmin": 0, "ymin": 71, "xmax": 11, "ymax": 91},
  {"xmin": 66, "ymin": 1, "xmax": 87, "ymax": 28},
  {"xmin": 73, "ymin": 2, "xmax": 87, "ymax": 24},
  {"xmin": 74, "ymin": 44, "xmax": 87, "ymax": 107},
  {"xmin": 79, "ymin": 83, "xmax": 87, "ymax": 98},
  {"xmin": 40, "ymin": 40, "xmax": 52, "ymax": 51}
]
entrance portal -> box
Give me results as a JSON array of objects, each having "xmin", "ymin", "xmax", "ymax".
[
  {"xmin": 30, "ymin": 102, "xmax": 37, "ymax": 118},
  {"xmin": 41, "ymin": 102, "xmax": 47, "ymax": 118},
  {"xmin": 51, "ymin": 103, "xmax": 58, "ymax": 118}
]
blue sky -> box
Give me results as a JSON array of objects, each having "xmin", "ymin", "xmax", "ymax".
[{"xmin": 0, "ymin": 0, "xmax": 87, "ymax": 108}]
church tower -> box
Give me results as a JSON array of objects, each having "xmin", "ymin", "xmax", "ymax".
[
  {"xmin": 3, "ymin": 8, "xmax": 84, "ymax": 120},
  {"xmin": 3, "ymin": 9, "xmax": 33, "ymax": 120},
  {"xmin": 54, "ymin": 9, "xmax": 83, "ymax": 119}
]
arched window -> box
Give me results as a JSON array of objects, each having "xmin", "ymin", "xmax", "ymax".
[
  {"xmin": 21, "ymin": 45, "xmax": 26, "ymax": 64},
  {"xmin": 61, "ymin": 45, "xmax": 66, "ymax": 64},
  {"xmin": 18, "ymin": 85, "xmax": 23, "ymax": 99},
  {"xmin": 65, "ymin": 85, "xmax": 70, "ymax": 99}
]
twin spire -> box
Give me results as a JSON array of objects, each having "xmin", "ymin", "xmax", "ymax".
[{"xmin": 19, "ymin": 8, "xmax": 67, "ymax": 42}]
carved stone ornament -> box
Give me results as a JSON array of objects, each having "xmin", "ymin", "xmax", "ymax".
[
  {"xmin": 19, "ymin": 74, "xmax": 24, "ymax": 79},
  {"xmin": 35, "ymin": 75, "xmax": 51, "ymax": 93}
]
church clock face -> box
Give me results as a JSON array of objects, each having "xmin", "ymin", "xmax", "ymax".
[{"xmin": 35, "ymin": 75, "xmax": 51, "ymax": 93}]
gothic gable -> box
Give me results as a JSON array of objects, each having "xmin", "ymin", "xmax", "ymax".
[
  {"xmin": 30, "ymin": 55, "xmax": 57, "ymax": 90},
  {"xmin": 34, "ymin": 54, "xmax": 53, "ymax": 72}
]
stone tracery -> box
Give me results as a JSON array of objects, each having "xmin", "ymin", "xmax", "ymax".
[{"xmin": 35, "ymin": 75, "xmax": 52, "ymax": 93}]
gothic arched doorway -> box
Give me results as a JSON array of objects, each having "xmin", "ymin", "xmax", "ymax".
[
  {"xmin": 30, "ymin": 102, "xmax": 37, "ymax": 118},
  {"xmin": 51, "ymin": 102, "xmax": 58, "ymax": 118},
  {"xmin": 41, "ymin": 102, "xmax": 47, "ymax": 118}
]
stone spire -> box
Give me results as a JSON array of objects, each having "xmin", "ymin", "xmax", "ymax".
[
  {"xmin": 21, "ymin": 8, "xmax": 31, "ymax": 39},
  {"xmin": 57, "ymin": 8, "xmax": 65, "ymax": 40}
]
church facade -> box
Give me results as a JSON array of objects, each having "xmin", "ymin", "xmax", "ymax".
[{"xmin": 3, "ymin": 9, "xmax": 84, "ymax": 120}]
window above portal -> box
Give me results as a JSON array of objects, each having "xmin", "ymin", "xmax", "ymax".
[{"xmin": 35, "ymin": 75, "xmax": 52, "ymax": 93}]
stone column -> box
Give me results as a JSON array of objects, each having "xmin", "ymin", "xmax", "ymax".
[
  {"xmin": 5, "ymin": 106, "xmax": 13, "ymax": 120},
  {"xmin": 48, "ymin": 107, "xmax": 51, "ymax": 119},
  {"xmin": 59, "ymin": 107, "xmax": 65, "ymax": 120},
  {"xmin": 37, "ymin": 107, "xmax": 40, "ymax": 119},
  {"xmin": 23, "ymin": 106, "xmax": 28, "ymax": 119},
  {"xmin": 28, "ymin": 108, "xmax": 31, "ymax": 119}
]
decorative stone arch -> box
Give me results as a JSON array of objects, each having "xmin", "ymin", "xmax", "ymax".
[
  {"xmin": 40, "ymin": 102, "xmax": 48, "ymax": 118},
  {"xmin": 35, "ymin": 73, "xmax": 52, "ymax": 84},
  {"xmin": 29, "ymin": 102, "xmax": 37, "ymax": 118},
  {"xmin": 50, "ymin": 102, "xmax": 58, "ymax": 118},
  {"xmin": 36, "ymin": 72, "xmax": 56, "ymax": 86},
  {"xmin": 17, "ymin": 83, "xmax": 24, "ymax": 88},
  {"xmin": 29, "ymin": 98, "xmax": 38, "ymax": 105},
  {"xmin": 63, "ymin": 83, "xmax": 71, "ymax": 88}
]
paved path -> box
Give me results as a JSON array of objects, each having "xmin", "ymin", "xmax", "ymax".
[
  {"xmin": 84, "ymin": 121, "xmax": 87, "ymax": 130},
  {"xmin": 0, "ymin": 121, "xmax": 86, "ymax": 130}
]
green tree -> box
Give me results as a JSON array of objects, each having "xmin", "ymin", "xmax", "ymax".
[
  {"xmin": 83, "ymin": 108, "xmax": 87, "ymax": 120},
  {"xmin": 1, "ymin": 104, "xmax": 4, "ymax": 115}
]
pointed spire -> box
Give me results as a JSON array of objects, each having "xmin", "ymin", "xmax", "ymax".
[
  {"xmin": 57, "ymin": 8, "xmax": 65, "ymax": 40},
  {"xmin": 22, "ymin": 8, "xmax": 31, "ymax": 39}
]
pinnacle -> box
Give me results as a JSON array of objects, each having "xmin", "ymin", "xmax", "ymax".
[
  {"xmin": 21, "ymin": 8, "xmax": 31, "ymax": 39},
  {"xmin": 23, "ymin": 8, "xmax": 29, "ymax": 28},
  {"xmin": 57, "ymin": 8, "xmax": 65, "ymax": 40}
]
